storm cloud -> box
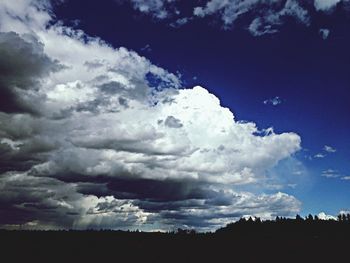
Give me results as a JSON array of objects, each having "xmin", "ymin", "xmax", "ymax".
[
  {"xmin": 0, "ymin": 0, "xmax": 302, "ymax": 231},
  {"xmin": 0, "ymin": 32, "xmax": 60, "ymax": 114}
]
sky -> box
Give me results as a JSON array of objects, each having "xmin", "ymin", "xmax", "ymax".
[{"xmin": 0, "ymin": 0, "xmax": 349, "ymax": 231}]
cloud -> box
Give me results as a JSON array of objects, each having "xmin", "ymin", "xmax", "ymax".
[
  {"xmin": 321, "ymin": 169, "xmax": 341, "ymax": 178},
  {"xmin": 170, "ymin": 17, "xmax": 192, "ymax": 28},
  {"xmin": 140, "ymin": 44, "xmax": 152, "ymax": 52},
  {"xmin": 25, "ymin": 86, "xmax": 300, "ymax": 185},
  {"xmin": 314, "ymin": 153, "xmax": 326, "ymax": 158},
  {"xmin": 194, "ymin": 0, "xmax": 310, "ymax": 36},
  {"xmin": 153, "ymin": 191, "xmax": 301, "ymax": 231},
  {"xmin": 314, "ymin": 0, "xmax": 341, "ymax": 12},
  {"xmin": 319, "ymin": 28, "xmax": 330, "ymax": 39},
  {"xmin": 123, "ymin": 0, "xmax": 315, "ymax": 30},
  {"xmin": 317, "ymin": 212, "xmax": 337, "ymax": 220},
  {"xmin": 0, "ymin": 32, "xmax": 61, "ymax": 114},
  {"xmin": 263, "ymin": 96, "xmax": 282, "ymax": 106},
  {"xmin": 0, "ymin": 0, "xmax": 302, "ymax": 230},
  {"xmin": 0, "ymin": 171, "xmax": 150, "ymax": 230},
  {"xmin": 121, "ymin": 0, "xmax": 176, "ymax": 19},
  {"xmin": 341, "ymin": 176, "xmax": 350, "ymax": 180},
  {"xmin": 324, "ymin": 145, "xmax": 336, "ymax": 153},
  {"xmin": 120, "ymin": 0, "xmax": 349, "ymax": 36},
  {"xmin": 164, "ymin": 115, "xmax": 183, "ymax": 128},
  {"xmin": 313, "ymin": 145, "xmax": 336, "ymax": 159}
]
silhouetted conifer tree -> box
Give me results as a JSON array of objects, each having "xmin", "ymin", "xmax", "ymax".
[{"xmin": 296, "ymin": 214, "xmax": 303, "ymax": 222}]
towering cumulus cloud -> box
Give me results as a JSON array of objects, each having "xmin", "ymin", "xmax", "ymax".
[{"xmin": 0, "ymin": 0, "xmax": 301, "ymax": 231}]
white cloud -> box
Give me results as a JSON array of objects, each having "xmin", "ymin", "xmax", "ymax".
[
  {"xmin": 314, "ymin": 153, "xmax": 326, "ymax": 158},
  {"xmin": 126, "ymin": 0, "xmax": 176, "ymax": 19},
  {"xmin": 23, "ymin": 85, "xmax": 301, "ymax": 185},
  {"xmin": 319, "ymin": 28, "xmax": 330, "ymax": 39},
  {"xmin": 170, "ymin": 17, "xmax": 192, "ymax": 28},
  {"xmin": 313, "ymin": 145, "xmax": 336, "ymax": 159},
  {"xmin": 140, "ymin": 44, "xmax": 152, "ymax": 52},
  {"xmin": 339, "ymin": 210, "xmax": 350, "ymax": 214},
  {"xmin": 317, "ymin": 212, "xmax": 336, "ymax": 220},
  {"xmin": 341, "ymin": 176, "xmax": 350, "ymax": 180},
  {"xmin": 120, "ymin": 0, "xmax": 349, "ymax": 36},
  {"xmin": 321, "ymin": 169, "xmax": 341, "ymax": 178},
  {"xmin": 194, "ymin": 0, "xmax": 310, "ymax": 36},
  {"xmin": 0, "ymin": 0, "xmax": 303, "ymax": 230},
  {"xmin": 264, "ymin": 96, "xmax": 282, "ymax": 106},
  {"xmin": 314, "ymin": 0, "xmax": 341, "ymax": 12},
  {"xmin": 324, "ymin": 145, "xmax": 336, "ymax": 153}
]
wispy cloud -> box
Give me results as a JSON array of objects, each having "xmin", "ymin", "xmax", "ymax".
[
  {"xmin": 319, "ymin": 28, "xmax": 330, "ymax": 40},
  {"xmin": 127, "ymin": 0, "xmax": 176, "ymax": 19},
  {"xmin": 321, "ymin": 169, "xmax": 341, "ymax": 178},
  {"xmin": 121, "ymin": 0, "xmax": 350, "ymax": 36},
  {"xmin": 170, "ymin": 17, "xmax": 192, "ymax": 28},
  {"xmin": 314, "ymin": 153, "xmax": 326, "ymax": 158},
  {"xmin": 263, "ymin": 96, "xmax": 282, "ymax": 106},
  {"xmin": 324, "ymin": 145, "xmax": 337, "ymax": 153},
  {"xmin": 141, "ymin": 44, "xmax": 152, "ymax": 52},
  {"xmin": 193, "ymin": 0, "xmax": 310, "ymax": 36},
  {"xmin": 313, "ymin": 144, "xmax": 336, "ymax": 159}
]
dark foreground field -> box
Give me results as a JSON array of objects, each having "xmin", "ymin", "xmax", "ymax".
[{"xmin": 1, "ymin": 218, "xmax": 350, "ymax": 262}]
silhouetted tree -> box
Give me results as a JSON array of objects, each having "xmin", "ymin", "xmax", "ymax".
[
  {"xmin": 342, "ymin": 214, "xmax": 347, "ymax": 222},
  {"xmin": 189, "ymin": 229, "xmax": 196, "ymax": 235},
  {"xmin": 346, "ymin": 214, "xmax": 350, "ymax": 222},
  {"xmin": 296, "ymin": 214, "xmax": 303, "ymax": 222},
  {"xmin": 338, "ymin": 214, "xmax": 342, "ymax": 221},
  {"xmin": 306, "ymin": 214, "xmax": 314, "ymax": 222}
]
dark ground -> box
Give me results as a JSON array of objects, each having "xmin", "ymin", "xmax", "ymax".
[{"xmin": 1, "ymin": 218, "xmax": 350, "ymax": 262}]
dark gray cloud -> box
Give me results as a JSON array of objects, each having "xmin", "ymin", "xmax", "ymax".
[
  {"xmin": 164, "ymin": 115, "xmax": 183, "ymax": 128},
  {"xmin": 0, "ymin": 172, "xmax": 77, "ymax": 227},
  {"xmin": 0, "ymin": 32, "xmax": 60, "ymax": 114}
]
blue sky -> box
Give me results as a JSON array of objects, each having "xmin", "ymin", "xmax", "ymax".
[
  {"xmin": 52, "ymin": 0, "xmax": 350, "ymax": 216},
  {"xmin": 0, "ymin": 0, "xmax": 349, "ymax": 230}
]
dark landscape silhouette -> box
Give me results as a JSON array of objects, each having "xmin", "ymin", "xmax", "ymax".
[{"xmin": 2, "ymin": 214, "xmax": 350, "ymax": 262}]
